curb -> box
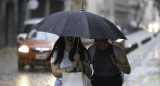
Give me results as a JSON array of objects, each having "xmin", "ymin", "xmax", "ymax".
[
  {"xmin": 125, "ymin": 33, "xmax": 159, "ymax": 54},
  {"xmin": 141, "ymin": 37, "xmax": 151, "ymax": 44}
]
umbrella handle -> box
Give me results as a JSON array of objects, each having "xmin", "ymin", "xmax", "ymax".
[
  {"xmin": 76, "ymin": 37, "xmax": 79, "ymax": 53},
  {"xmin": 73, "ymin": 37, "xmax": 79, "ymax": 72}
]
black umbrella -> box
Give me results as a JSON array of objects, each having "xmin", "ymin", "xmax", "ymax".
[
  {"xmin": 34, "ymin": 0, "xmax": 126, "ymax": 40},
  {"xmin": 34, "ymin": 10, "xmax": 127, "ymax": 40}
]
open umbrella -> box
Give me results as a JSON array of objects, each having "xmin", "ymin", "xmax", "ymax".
[
  {"xmin": 34, "ymin": 1, "xmax": 127, "ymax": 40},
  {"xmin": 34, "ymin": 11, "xmax": 127, "ymax": 40}
]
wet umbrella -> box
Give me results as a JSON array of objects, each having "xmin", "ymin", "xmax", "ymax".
[
  {"xmin": 34, "ymin": 10, "xmax": 127, "ymax": 40},
  {"xmin": 34, "ymin": 0, "xmax": 127, "ymax": 40}
]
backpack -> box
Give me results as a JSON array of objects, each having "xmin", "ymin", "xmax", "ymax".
[{"xmin": 88, "ymin": 44, "xmax": 124, "ymax": 84}]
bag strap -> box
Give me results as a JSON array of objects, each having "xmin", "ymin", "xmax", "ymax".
[
  {"xmin": 113, "ymin": 45, "xmax": 124, "ymax": 84},
  {"xmin": 112, "ymin": 45, "xmax": 119, "ymax": 62},
  {"xmin": 88, "ymin": 45, "xmax": 96, "ymax": 62}
]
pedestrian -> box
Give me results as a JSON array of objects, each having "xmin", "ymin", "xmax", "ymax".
[
  {"xmin": 88, "ymin": 39, "xmax": 131, "ymax": 86},
  {"xmin": 47, "ymin": 36, "xmax": 91, "ymax": 86}
]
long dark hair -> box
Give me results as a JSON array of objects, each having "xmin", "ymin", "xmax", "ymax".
[{"xmin": 47, "ymin": 37, "xmax": 90, "ymax": 64}]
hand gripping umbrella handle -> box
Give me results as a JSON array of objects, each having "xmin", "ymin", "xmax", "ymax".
[
  {"xmin": 75, "ymin": 38, "xmax": 85, "ymax": 73},
  {"xmin": 73, "ymin": 37, "xmax": 79, "ymax": 72}
]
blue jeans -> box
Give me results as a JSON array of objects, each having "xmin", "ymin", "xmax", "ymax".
[{"xmin": 54, "ymin": 79, "xmax": 62, "ymax": 86}]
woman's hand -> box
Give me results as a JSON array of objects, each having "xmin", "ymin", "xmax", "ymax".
[
  {"xmin": 74, "ymin": 53, "xmax": 82, "ymax": 63},
  {"xmin": 70, "ymin": 61, "xmax": 78, "ymax": 71}
]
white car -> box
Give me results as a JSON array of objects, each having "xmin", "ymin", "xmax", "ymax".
[{"xmin": 17, "ymin": 18, "xmax": 43, "ymax": 45}]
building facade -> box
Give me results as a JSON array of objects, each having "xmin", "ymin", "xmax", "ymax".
[
  {"xmin": 0, "ymin": 0, "xmax": 64, "ymax": 48},
  {"xmin": 130, "ymin": 0, "xmax": 160, "ymax": 28},
  {"xmin": 0, "ymin": 0, "xmax": 19, "ymax": 48},
  {"xmin": 64, "ymin": 0, "xmax": 86, "ymax": 11},
  {"xmin": 86, "ymin": 0, "xmax": 130, "ymax": 33}
]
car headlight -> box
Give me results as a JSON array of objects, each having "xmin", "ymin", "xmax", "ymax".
[
  {"xmin": 116, "ymin": 39, "xmax": 123, "ymax": 42},
  {"xmin": 18, "ymin": 45, "xmax": 29, "ymax": 53}
]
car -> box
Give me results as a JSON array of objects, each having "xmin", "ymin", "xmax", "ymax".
[
  {"xmin": 148, "ymin": 22, "xmax": 160, "ymax": 33},
  {"xmin": 17, "ymin": 18, "xmax": 43, "ymax": 45},
  {"xmin": 17, "ymin": 29, "xmax": 59, "ymax": 71}
]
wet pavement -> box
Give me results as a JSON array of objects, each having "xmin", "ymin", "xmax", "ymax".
[
  {"xmin": 124, "ymin": 33, "xmax": 160, "ymax": 86},
  {"xmin": 0, "ymin": 31, "xmax": 160, "ymax": 86},
  {"xmin": 0, "ymin": 48, "xmax": 56, "ymax": 86}
]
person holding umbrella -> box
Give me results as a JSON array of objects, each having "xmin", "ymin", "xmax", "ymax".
[
  {"xmin": 33, "ymin": 2, "xmax": 129, "ymax": 86},
  {"xmin": 88, "ymin": 39, "xmax": 131, "ymax": 86},
  {"xmin": 47, "ymin": 36, "xmax": 91, "ymax": 86}
]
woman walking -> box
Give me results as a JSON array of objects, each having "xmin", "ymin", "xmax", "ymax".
[
  {"xmin": 48, "ymin": 36, "xmax": 91, "ymax": 86},
  {"xmin": 88, "ymin": 39, "xmax": 131, "ymax": 86}
]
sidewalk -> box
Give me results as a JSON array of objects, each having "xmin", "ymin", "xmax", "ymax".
[
  {"xmin": 123, "ymin": 33, "xmax": 160, "ymax": 86},
  {"xmin": 124, "ymin": 30, "xmax": 155, "ymax": 48}
]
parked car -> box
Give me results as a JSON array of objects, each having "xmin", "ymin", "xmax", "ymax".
[
  {"xmin": 18, "ymin": 29, "xmax": 59, "ymax": 71},
  {"xmin": 17, "ymin": 18, "xmax": 43, "ymax": 45}
]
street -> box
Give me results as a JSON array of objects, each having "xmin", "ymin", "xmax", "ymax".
[
  {"xmin": 0, "ymin": 48, "xmax": 55, "ymax": 86},
  {"xmin": 0, "ymin": 31, "xmax": 160, "ymax": 86},
  {"xmin": 124, "ymin": 32, "xmax": 160, "ymax": 86},
  {"xmin": 1, "ymin": 0, "xmax": 160, "ymax": 86}
]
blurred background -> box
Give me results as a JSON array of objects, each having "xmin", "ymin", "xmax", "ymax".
[
  {"xmin": 0, "ymin": 0, "xmax": 160, "ymax": 48},
  {"xmin": 1, "ymin": 0, "xmax": 160, "ymax": 86}
]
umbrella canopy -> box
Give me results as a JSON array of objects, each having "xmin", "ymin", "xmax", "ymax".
[{"xmin": 34, "ymin": 10, "xmax": 127, "ymax": 40}]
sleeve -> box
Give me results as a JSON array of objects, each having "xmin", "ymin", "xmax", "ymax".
[
  {"xmin": 87, "ymin": 45, "xmax": 96, "ymax": 62},
  {"xmin": 50, "ymin": 51, "xmax": 58, "ymax": 64}
]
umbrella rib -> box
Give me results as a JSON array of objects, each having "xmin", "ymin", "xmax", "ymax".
[
  {"xmin": 83, "ymin": 12, "xmax": 91, "ymax": 38},
  {"xmin": 61, "ymin": 11, "xmax": 80, "ymax": 37},
  {"xmin": 35, "ymin": 11, "xmax": 127, "ymax": 40},
  {"xmin": 101, "ymin": 17, "xmax": 121, "ymax": 39},
  {"xmin": 103, "ymin": 18, "xmax": 127, "ymax": 39},
  {"xmin": 49, "ymin": 11, "xmax": 75, "ymax": 36}
]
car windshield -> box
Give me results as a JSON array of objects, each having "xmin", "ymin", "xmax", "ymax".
[
  {"xmin": 23, "ymin": 24, "xmax": 34, "ymax": 33},
  {"xmin": 27, "ymin": 29, "xmax": 59, "ymax": 40}
]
